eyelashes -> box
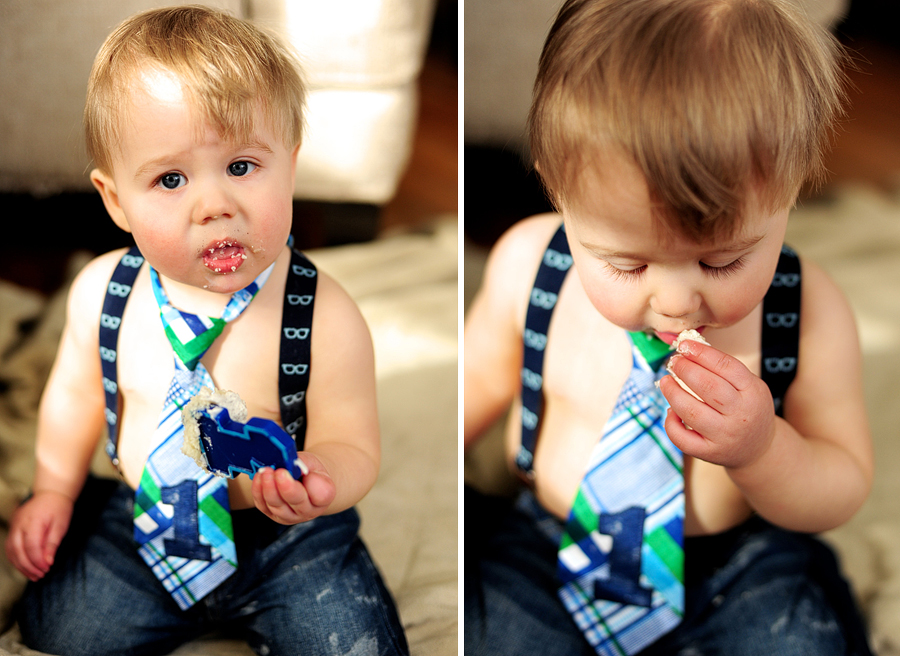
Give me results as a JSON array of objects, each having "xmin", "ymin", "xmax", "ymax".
[
  {"xmin": 603, "ymin": 263, "xmax": 647, "ymax": 281},
  {"xmin": 700, "ymin": 257, "xmax": 746, "ymax": 279},
  {"xmin": 603, "ymin": 257, "xmax": 746, "ymax": 281}
]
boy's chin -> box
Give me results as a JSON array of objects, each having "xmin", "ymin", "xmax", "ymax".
[{"xmin": 198, "ymin": 268, "xmax": 259, "ymax": 294}]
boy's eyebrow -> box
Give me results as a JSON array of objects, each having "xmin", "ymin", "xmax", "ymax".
[
  {"xmin": 239, "ymin": 140, "xmax": 275, "ymax": 154},
  {"xmin": 583, "ymin": 234, "xmax": 765, "ymax": 259},
  {"xmin": 133, "ymin": 141, "xmax": 275, "ymax": 180}
]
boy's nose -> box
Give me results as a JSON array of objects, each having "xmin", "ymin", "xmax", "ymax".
[
  {"xmin": 192, "ymin": 181, "xmax": 236, "ymax": 224},
  {"xmin": 650, "ymin": 286, "xmax": 701, "ymax": 320}
]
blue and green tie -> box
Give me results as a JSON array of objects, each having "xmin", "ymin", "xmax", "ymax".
[
  {"xmin": 133, "ymin": 263, "xmax": 274, "ymax": 610},
  {"xmin": 557, "ymin": 331, "xmax": 684, "ymax": 655}
]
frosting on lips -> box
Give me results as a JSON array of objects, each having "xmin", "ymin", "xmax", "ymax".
[
  {"xmin": 655, "ymin": 326, "xmax": 705, "ymax": 346},
  {"xmin": 203, "ymin": 240, "xmax": 247, "ymax": 273}
]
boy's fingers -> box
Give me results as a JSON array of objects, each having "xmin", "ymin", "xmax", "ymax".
[
  {"xmin": 11, "ymin": 527, "xmax": 46, "ymax": 581},
  {"xmin": 666, "ymin": 355, "xmax": 739, "ymax": 412},
  {"xmin": 253, "ymin": 468, "xmax": 303, "ymax": 523},
  {"xmin": 251, "ymin": 468, "xmax": 275, "ymax": 510},
  {"xmin": 23, "ymin": 525, "xmax": 50, "ymax": 574},
  {"xmin": 676, "ymin": 339, "xmax": 753, "ymax": 391},
  {"xmin": 259, "ymin": 468, "xmax": 284, "ymax": 507},
  {"xmin": 274, "ymin": 468, "xmax": 310, "ymax": 508},
  {"xmin": 302, "ymin": 472, "xmax": 336, "ymax": 509},
  {"xmin": 44, "ymin": 518, "xmax": 68, "ymax": 566}
]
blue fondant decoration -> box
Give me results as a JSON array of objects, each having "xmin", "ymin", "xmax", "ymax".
[{"xmin": 196, "ymin": 408, "xmax": 305, "ymax": 480}]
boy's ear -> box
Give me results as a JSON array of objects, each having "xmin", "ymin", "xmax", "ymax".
[
  {"xmin": 290, "ymin": 143, "xmax": 301, "ymax": 179},
  {"xmin": 89, "ymin": 169, "xmax": 132, "ymax": 233}
]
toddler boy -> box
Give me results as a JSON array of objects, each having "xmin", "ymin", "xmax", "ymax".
[
  {"xmin": 7, "ymin": 6, "xmax": 408, "ymax": 656},
  {"xmin": 465, "ymin": 1, "xmax": 874, "ymax": 654}
]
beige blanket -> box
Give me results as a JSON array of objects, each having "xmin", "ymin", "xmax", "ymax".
[
  {"xmin": 0, "ymin": 218, "xmax": 458, "ymax": 656},
  {"xmin": 464, "ymin": 185, "xmax": 900, "ymax": 656}
]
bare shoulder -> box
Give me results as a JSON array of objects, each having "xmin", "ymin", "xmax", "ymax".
[
  {"xmin": 797, "ymin": 256, "xmax": 859, "ymax": 354},
  {"xmin": 70, "ymin": 248, "xmax": 132, "ymax": 293},
  {"xmin": 302, "ymin": 262, "xmax": 378, "ymax": 451},
  {"xmin": 65, "ymin": 248, "xmax": 135, "ymax": 337},
  {"xmin": 464, "ymin": 214, "xmax": 563, "ymax": 443},
  {"xmin": 477, "ymin": 213, "xmax": 564, "ymax": 320},
  {"xmin": 307, "ymin": 265, "xmax": 374, "ymax": 371},
  {"xmin": 486, "ymin": 213, "xmax": 564, "ymax": 275},
  {"xmin": 785, "ymin": 255, "xmax": 869, "ymax": 451}
]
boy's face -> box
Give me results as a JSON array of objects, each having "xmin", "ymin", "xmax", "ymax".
[
  {"xmin": 90, "ymin": 68, "xmax": 299, "ymax": 295},
  {"xmin": 561, "ymin": 158, "xmax": 789, "ymax": 344}
]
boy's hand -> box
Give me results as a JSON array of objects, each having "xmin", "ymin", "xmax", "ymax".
[
  {"xmin": 658, "ymin": 338, "xmax": 776, "ymax": 470},
  {"xmin": 250, "ymin": 453, "xmax": 336, "ymax": 524},
  {"xmin": 6, "ymin": 491, "xmax": 74, "ymax": 582}
]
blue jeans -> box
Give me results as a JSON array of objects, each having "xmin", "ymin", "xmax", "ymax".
[
  {"xmin": 16, "ymin": 476, "xmax": 409, "ymax": 656},
  {"xmin": 465, "ymin": 486, "xmax": 873, "ymax": 656}
]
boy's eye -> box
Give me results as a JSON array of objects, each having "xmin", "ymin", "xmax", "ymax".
[
  {"xmin": 700, "ymin": 257, "xmax": 746, "ymax": 278},
  {"xmin": 228, "ymin": 161, "xmax": 256, "ymax": 177},
  {"xmin": 604, "ymin": 262, "xmax": 647, "ymax": 280},
  {"xmin": 159, "ymin": 172, "xmax": 186, "ymax": 190}
]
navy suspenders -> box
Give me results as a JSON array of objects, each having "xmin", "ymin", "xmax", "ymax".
[
  {"xmin": 761, "ymin": 245, "xmax": 802, "ymax": 417},
  {"xmin": 99, "ymin": 248, "xmax": 145, "ymax": 469},
  {"xmin": 99, "ymin": 247, "xmax": 317, "ymax": 467},
  {"xmin": 279, "ymin": 251, "xmax": 317, "ymax": 446},
  {"xmin": 516, "ymin": 224, "xmax": 801, "ymax": 478},
  {"xmin": 516, "ymin": 226, "xmax": 573, "ymax": 477}
]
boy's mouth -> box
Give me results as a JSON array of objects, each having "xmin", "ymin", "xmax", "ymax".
[
  {"xmin": 654, "ymin": 327, "xmax": 705, "ymax": 346},
  {"xmin": 202, "ymin": 240, "xmax": 247, "ymax": 273}
]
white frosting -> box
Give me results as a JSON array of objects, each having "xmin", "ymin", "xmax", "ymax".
[
  {"xmin": 671, "ymin": 328, "xmax": 709, "ymax": 350},
  {"xmin": 180, "ymin": 387, "xmax": 248, "ymax": 473},
  {"xmin": 666, "ymin": 329, "xmax": 709, "ymax": 402}
]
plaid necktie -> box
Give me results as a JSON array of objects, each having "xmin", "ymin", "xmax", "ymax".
[
  {"xmin": 133, "ymin": 263, "xmax": 274, "ymax": 610},
  {"xmin": 557, "ymin": 331, "xmax": 684, "ymax": 656}
]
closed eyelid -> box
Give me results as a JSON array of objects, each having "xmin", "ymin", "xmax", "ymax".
[
  {"xmin": 602, "ymin": 261, "xmax": 647, "ymax": 281},
  {"xmin": 700, "ymin": 256, "xmax": 746, "ymax": 278}
]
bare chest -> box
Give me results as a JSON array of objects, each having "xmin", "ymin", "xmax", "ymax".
[
  {"xmin": 506, "ymin": 277, "xmax": 761, "ymax": 533},
  {"xmin": 112, "ymin": 279, "xmax": 283, "ymax": 492}
]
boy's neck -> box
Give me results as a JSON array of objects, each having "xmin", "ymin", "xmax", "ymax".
[{"xmin": 154, "ymin": 270, "xmax": 240, "ymax": 317}]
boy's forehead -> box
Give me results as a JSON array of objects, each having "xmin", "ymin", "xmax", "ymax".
[
  {"xmin": 121, "ymin": 66, "xmax": 275, "ymax": 144},
  {"xmin": 134, "ymin": 66, "xmax": 185, "ymax": 104},
  {"xmin": 562, "ymin": 153, "xmax": 784, "ymax": 246},
  {"xmin": 567, "ymin": 209, "xmax": 769, "ymax": 259}
]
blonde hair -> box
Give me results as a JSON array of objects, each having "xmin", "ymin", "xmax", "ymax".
[
  {"xmin": 85, "ymin": 5, "xmax": 306, "ymax": 174},
  {"xmin": 528, "ymin": 0, "xmax": 848, "ymax": 239}
]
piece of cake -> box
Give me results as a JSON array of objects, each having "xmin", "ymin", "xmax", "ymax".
[
  {"xmin": 181, "ymin": 387, "xmax": 248, "ymax": 472},
  {"xmin": 667, "ymin": 329, "xmax": 709, "ymax": 402},
  {"xmin": 181, "ymin": 386, "xmax": 308, "ymax": 479}
]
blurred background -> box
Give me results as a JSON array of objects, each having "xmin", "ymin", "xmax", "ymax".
[
  {"xmin": 0, "ymin": 0, "xmax": 458, "ymax": 294},
  {"xmin": 464, "ymin": 2, "xmax": 900, "ymax": 654}
]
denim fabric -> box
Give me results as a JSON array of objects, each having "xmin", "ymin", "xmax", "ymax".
[
  {"xmin": 465, "ymin": 486, "xmax": 873, "ymax": 656},
  {"xmin": 16, "ymin": 476, "xmax": 409, "ymax": 656}
]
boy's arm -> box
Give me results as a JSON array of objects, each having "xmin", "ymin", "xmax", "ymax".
[
  {"xmin": 252, "ymin": 271, "xmax": 380, "ymax": 523},
  {"xmin": 663, "ymin": 259, "xmax": 873, "ymax": 532},
  {"xmin": 6, "ymin": 254, "xmax": 114, "ymax": 579}
]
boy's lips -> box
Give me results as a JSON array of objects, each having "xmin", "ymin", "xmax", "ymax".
[
  {"xmin": 654, "ymin": 327, "xmax": 705, "ymax": 346},
  {"xmin": 202, "ymin": 240, "xmax": 247, "ymax": 273}
]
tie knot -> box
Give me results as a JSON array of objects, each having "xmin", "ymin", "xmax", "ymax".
[
  {"xmin": 164, "ymin": 315, "xmax": 227, "ymax": 371},
  {"xmin": 149, "ymin": 263, "xmax": 276, "ymax": 371},
  {"xmin": 628, "ymin": 331, "xmax": 672, "ymax": 372}
]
